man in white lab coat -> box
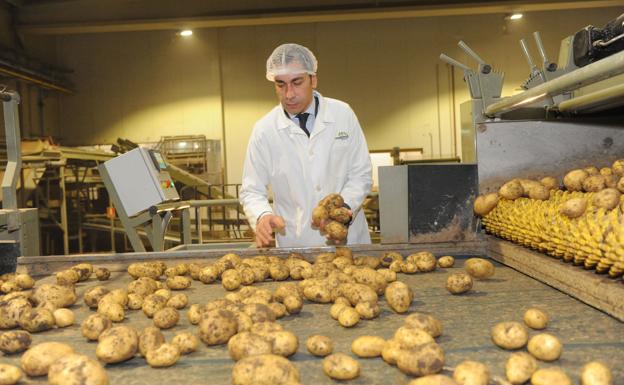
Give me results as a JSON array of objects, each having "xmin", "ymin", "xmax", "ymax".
[{"xmin": 240, "ymin": 43, "xmax": 372, "ymax": 248}]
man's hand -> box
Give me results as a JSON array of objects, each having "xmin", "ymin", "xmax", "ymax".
[{"xmin": 255, "ymin": 214, "xmax": 286, "ymax": 248}]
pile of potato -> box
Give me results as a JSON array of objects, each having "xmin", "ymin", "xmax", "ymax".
[{"xmin": 312, "ymin": 193, "xmax": 351, "ymax": 243}]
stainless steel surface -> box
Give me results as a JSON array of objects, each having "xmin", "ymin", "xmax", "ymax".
[
  {"xmin": 379, "ymin": 165, "xmax": 409, "ymax": 244},
  {"xmin": 485, "ymin": 50, "xmax": 624, "ymax": 116},
  {"xmin": 1, "ymin": 91, "xmax": 21, "ymax": 212},
  {"xmin": 476, "ymin": 119, "xmax": 624, "ymax": 193}
]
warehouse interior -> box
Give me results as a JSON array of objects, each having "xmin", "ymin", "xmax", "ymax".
[{"xmin": 0, "ymin": 0, "xmax": 623, "ymax": 384}]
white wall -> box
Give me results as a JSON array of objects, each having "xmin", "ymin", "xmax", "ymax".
[{"xmin": 46, "ymin": 7, "xmax": 621, "ymax": 184}]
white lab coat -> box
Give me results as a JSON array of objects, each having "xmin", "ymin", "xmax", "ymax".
[{"xmin": 240, "ymin": 91, "xmax": 372, "ymax": 248}]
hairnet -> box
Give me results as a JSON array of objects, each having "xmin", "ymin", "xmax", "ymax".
[{"xmin": 266, "ymin": 43, "xmax": 318, "ymax": 82}]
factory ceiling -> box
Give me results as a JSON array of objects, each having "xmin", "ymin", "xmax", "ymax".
[{"xmin": 3, "ymin": 0, "xmax": 623, "ymax": 34}]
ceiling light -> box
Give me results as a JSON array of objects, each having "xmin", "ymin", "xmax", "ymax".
[
  {"xmin": 180, "ymin": 30, "xmax": 193, "ymax": 37},
  {"xmin": 509, "ymin": 13, "xmax": 523, "ymax": 20}
]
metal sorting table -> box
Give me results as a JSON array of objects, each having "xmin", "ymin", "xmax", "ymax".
[{"xmin": 3, "ymin": 241, "xmax": 624, "ymax": 384}]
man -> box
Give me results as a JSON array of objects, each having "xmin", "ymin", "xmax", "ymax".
[{"xmin": 240, "ymin": 43, "xmax": 372, "ymax": 248}]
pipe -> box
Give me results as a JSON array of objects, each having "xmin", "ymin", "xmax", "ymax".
[
  {"xmin": 557, "ymin": 82, "xmax": 624, "ymax": 112},
  {"xmin": 458, "ymin": 41, "xmax": 485, "ymax": 65},
  {"xmin": 439, "ymin": 54, "xmax": 471, "ymax": 72},
  {"xmin": 485, "ymin": 50, "xmax": 624, "ymax": 116},
  {"xmin": 0, "ymin": 65, "xmax": 73, "ymax": 94}
]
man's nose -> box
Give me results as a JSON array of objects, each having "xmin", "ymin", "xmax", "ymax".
[{"xmin": 285, "ymin": 84, "xmax": 295, "ymax": 99}]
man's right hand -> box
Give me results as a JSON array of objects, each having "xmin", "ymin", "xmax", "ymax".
[{"xmin": 255, "ymin": 214, "xmax": 286, "ymax": 248}]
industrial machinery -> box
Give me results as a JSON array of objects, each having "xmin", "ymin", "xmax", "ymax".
[{"xmin": 0, "ymin": 89, "xmax": 40, "ymax": 258}]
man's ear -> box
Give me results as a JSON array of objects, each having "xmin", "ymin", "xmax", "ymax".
[{"xmin": 310, "ymin": 75, "xmax": 318, "ymax": 89}]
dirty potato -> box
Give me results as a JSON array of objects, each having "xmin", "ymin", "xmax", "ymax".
[
  {"xmin": 385, "ymin": 281, "xmax": 413, "ymax": 313},
  {"xmin": 325, "ymin": 221, "xmax": 348, "ymax": 242},
  {"xmin": 491, "ymin": 322, "xmax": 528, "ymax": 350},
  {"xmin": 593, "ymin": 188, "xmax": 621, "ymax": 210},
  {"xmin": 446, "ymin": 272, "xmax": 473, "ymax": 294},
  {"xmin": 464, "ymin": 258, "xmax": 495, "ymax": 279},
  {"xmin": 338, "ymin": 306, "xmax": 360, "ymax": 327},
  {"xmin": 20, "ymin": 342, "xmax": 75, "ymax": 376},
  {"xmin": 228, "ymin": 332, "xmax": 272, "ymax": 361},
  {"xmin": 306, "ymin": 335, "xmax": 334, "ymax": 357},
  {"xmin": 0, "ymin": 330, "xmax": 31, "ymax": 354},
  {"xmin": 582, "ymin": 175, "xmax": 606, "ymax": 192},
  {"xmin": 14, "ymin": 274, "xmax": 35, "ymax": 290},
  {"xmin": 453, "ymin": 360, "xmax": 490, "ymax": 385},
  {"xmin": 231, "ymin": 354, "xmax": 300, "ymax": 385},
  {"xmin": 166, "ymin": 276, "xmax": 191, "ymax": 290},
  {"xmin": 283, "ymin": 295, "xmax": 303, "ymax": 315},
  {"xmin": 139, "ymin": 326, "xmax": 165, "ymax": 357},
  {"xmin": 96, "ymin": 326, "xmax": 139, "ymax": 364},
  {"xmin": 351, "ymin": 336, "xmax": 385, "ymax": 358},
  {"xmin": 394, "ymin": 326, "xmax": 434, "ymax": 349},
  {"xmin": 323, "ymin": 353, "xmax": 360, "ymax": 380},
  {"xmin": 563, "ymin": 169, "xmax": 589, "ymax": 191},
  {"xmin": 153, "ymin": 307, "xmax": 179, "ymax": 329},
  {"xmin": 396, "ymin": 342, "xmax": 445, "ymax": 377},
  {"xmin": 146, "ymin": 343, "xmax": 180, "ymax": 368},
  {"xmin": 269, "ymin": 330, "xmax": 298, "ymax": 357},
  {"xmin": 499, "ymin": 180, "xmax": 524, "ymax": 200},
  {"xmin": 81, "ymin": 314, "xmax": 112, "ymax": 341},
  {"xmin": 199, "ymin": 309, "xmax": 238, "ymax": 346},
  {"xmin": 580, "ymin": 362, "xmax": 613, "ymax": 385},
  {"xmin": 48, "ymin": 354, "xmax": 108, "ymax": 385},
  {"xmin": 404, "ymin": 313, "xmax": 443, "ymax": 338},
  {"xmin": 355, "ymin": 301, "xmax": 380, "ymax": 320},
  {"xmin": 381, "ymin": 338, "xmax": 402, "ymax": 365},
  {"xmin": 540, "ymin": 176, "xmax": 559, "ymax": 190},
  {"xmin": 438, "ymin": 256, "xmax": 455, "ymax": 268},
  {"xmin": 560, "ymin": 198, "xmax": 587, "ymax": 218},
  {"xmin": 171, "ymin": 332, "xmax": 199, "ymax": 355},
  {"xmin": 18, "ymin": 308, "xmax": 55, "ymax": 333},
  {"xmin": 527, "ymin": 333, "xmax": 562, "ymax": 361},
  {"xmin": 505, "ymin": 352, "xmax": 537, "ymax": 385},
  {"xmin": 524, "ymin": 308, "xmax": 548, "ymax": 330},
  {"xmin": 95, "ymin": 267, "xmax": 111, "ymax": 281}
]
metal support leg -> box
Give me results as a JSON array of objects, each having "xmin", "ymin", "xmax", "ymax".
[
  {"xmin": 59, "ymin": 166, "xmax": 69, "ymax": 254},
  {"xmin": 182, "ymin": 207, "xmax": 192, "ymax": 245}
]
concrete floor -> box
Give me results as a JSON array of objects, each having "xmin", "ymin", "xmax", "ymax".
[{"xmin": 1, "ymin": 256, "xmax": 622, "ymax": 385}]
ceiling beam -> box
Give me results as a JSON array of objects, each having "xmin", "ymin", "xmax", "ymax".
[{"xmin": 18, "ymin": 0, "xmax": 624, "ymax": 35}]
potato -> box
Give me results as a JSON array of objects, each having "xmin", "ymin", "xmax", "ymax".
[
  {"xmin": 48, "ymin": 354, "xmax": 108, "ymax": 385},
  {"xmin": 146, "ymin": 343, "xmax": 180, "ymax": 368},
  {"xmin": 527, "ymin": 333, "xmax": 562, "ymax": 361},
  {"xmin": 0, "ymin": 364, "xmax": 22, "ymax": 385},
  {"xmin": 243, "ymin": 303, "xmax": 276, "ymax": 323},
  {"xmin": 232, "ymin": 354, "xmax": 300, "ymax": 385},
  {"xmin": 394, "ymin": 326, "xmax": 434, "ymax": 349},
  {"xmin": 84, "ymin": 286, "xmax": 110, "ymax": 309},
  {"xmin": 528, "ymin": 184, "xmax": 550, "ymax": 200},
  {"xmin": 593, "ymin": 188, "xmax": 621, "ymax": 210},
  {"xmin": 564, "ymin": 169, "xmax": 589, "ymax": 191},
  {"xmin": 473, "ymin": 192, "xmax": 499, "ymax": 216},
  {"xmin": 325, "ymin": 221, "xmax": 348, "ymax": 242},
  {"xmin": 404, "ymin": 313, "xmax": 443, "ymax": 338},
  {"xmin": 14, "ymin": 274, "xmax": 35, "ymax": 290},
  {"xmin": 0, "ymin": 330, "xmax": 31, "ymax": 354},
  {"xmin": 540, "ymin": 176, "xmax": 559, "ymax": 190},
  {"xmin": 377, "ymin": 268, "xmax": 397, "ymax": 283},
  {"xmin": 338, "ymin": 306, "xmax": 360, "ymax": 327},
  {"xmin": 53, "ymin": 308, "xmax": 74, "ymax": 327},
  {"xmin": 0, "ymin": 298, "xmax": 31, "ymax": 329},
  {"xmin": 142, "ymin": 293, "xmax": 167, "ymax": 318},
  {"xmin": 312, "ymin": 206, "xmax": 329, "ymax": 227},
  {"xmin": 268, "ymin": 302, "xmax": 287, "ymax": 319},
  {"xmin": 139, "ymin": 326, "xmax": 165, "ymax": 357},
  {"xmin": 583, "ymin": 175, "xmax": 606, "ymax": 192},
  {"xmin": 127, "ymin": 262, "xmax": 162, "ymax": 279},
  {"xmin": 96, "ymin": 325, "xmax": 139, "ymax": 364},
  {"xmin": 560, "ymin": 198, "xmax": 587, "ymax": 218},
  {"xmin": 453, "ymin": 360, "xmax": 490, "ymax": 385},
  {"xmin": 99, "ymin": 288, "xmax": 128, "ymax": 307},
  {"xmin": 199, "ymin": 309, "xmax": 238, "ymax": 346},
  {"xmin": 171, "ymin": 332, "xmax": 199, "ymax": 355},
  {"xmin": 381, "ymin": 252, "xmax": 403, "ymax": 267},
  {"xmin": 584, "ymin": 166, "xmax": 599, "ymax": 175},
  {"xmin": 166, "ymin": 275, "xmax": 191, "ymax": 290},
  {"xmin": 612, "ymin": 159, "xmax": 624, "ymax": 175},
  {"xmin": 81, "ymin": 314, "xmax": 112, "ymax": 341},
  {"xmin": 127, "ymin": 293, "xmax": 144, "ymax": 310},
  {"xmin": 355, "ymin": 301, "xmax": 380, "ymax": 320},
  {"xmin": 385, "ymin": 281, "xmax": 413, "ymax": 313},
  {"xmin": 446, "ymin": 272, "xmax": 473, "ymax": 294},
  {"xmin": 95, "ymin": 267, "xmax": 111, "ymax": 281},
  {"xmin": 283, "ymin": 295, "xmax": 303, "ymax": 315},
  {"xmin": 323, "ymin": 353, "xmax": 360, "ymax": 380},
  {"xmin": 56, "ymin": 269, "xmax": 80, "ymax": 285},
  {"xmin": 505, "ymin": 352, "xmax": 537, "ymax": 385},
  {"xmin": 20, "ymin": 342, "xmax": 74, "ymax": 376},
  {"xmin": 306, "ymin": 335, "xmax": 334, "ymax": 357},
  {"xmin": 269, "ymin": 330, "xmax": 298, "ymax": 357},
  {"xmin": 617, "ymin": 176, "xmax": 624, "ymax": 193},
  {"xmin": 438, "ymin": 256, "xmax": 455, "ymax": 268},
  {"xmin": 228, "ymin": 332, "xmax": 272, "ymax": 361},
  {"xmin": 0, "ymin": 281, "xmax": 19, "ymax": 294},
  {"xmin": 32, "ymin": 284, "xmax": 76, "ymax": 308},
  {"xmin": 580, "ymin": 361, "xmax": 613, "ymax": 385},
  {"xmin": 524, "ymin": 308, "xmax": 548, "ymax": 330},
  {"xmin": 397, "ymin": 342, "xmax": 445, "ymax": 376},
  {"xmin": 71, "ymin": 263, "xmax": 93, "ymax": 281},
  {"xmin": 464, "ymin": 258, "xmax": 495, "ymax": 279},
  {"xmin": 413, "ymin": 252, "xmax": 437, "ymax": 272},
  {"xmin": 153, "ymin": 307, "xmax": 179, "ymax": 329},
  {"xmin": 381, "ymin": 338, "xmax": 402, "ymax": 365},
  {"xmin": 604, "ymin": 174, "xmax": 618, "ymax": 188},
  {"xmin": 499, "ymin": 180, "xmax": 524, "ymax": 200},
  {"xmin": 531, "ymin": 368, "xmax": 572, "ymax": 385},
  {"xmin": 491, "ymin": 322, "xmax": 528, "ymax": 350},
  {"xmin": 351, "ymin": 336, "xmax": 385, "ymax": 358},
  {"xmin": 97, "ymin": 301, "xmax": 124, "ymax": 322},
  {"xmin": 163, "ymin": 293, "xmax": 187, "ymax": 310},
  {"xmin": 303, "ymin": 285, "xmax": 332, "ymax": 303},
  {"xmin": 269, "ymin": 264, "xmax": 290, "ymax": 281},
  {"xmin": 19, "ymin": 308, "xmax": 55, "ymax": 332},
  {"xmin": 187, "ymin": 304, "xmax": 202, "ymax": 325},
  {"xmin": 408, "ymin": 375, "xmax": 459, "ymax": 385}
]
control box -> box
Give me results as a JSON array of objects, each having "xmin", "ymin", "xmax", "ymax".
[{"xmin": 99, "ymin": 148, "xmax": 179, "ymax": 217}]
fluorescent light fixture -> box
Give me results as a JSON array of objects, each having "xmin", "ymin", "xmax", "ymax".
[
  {"xmin": 509, "ymin": 13, "xmax": 523, "ymax": 20},
  {"xmin": 180, "ymin": 30, "xmax": 193, "ymax": 37}
]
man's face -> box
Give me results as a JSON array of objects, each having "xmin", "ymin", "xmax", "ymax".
[{"xmin": 274, "ymin": 73, "xmax": 317, "ymax": 115}]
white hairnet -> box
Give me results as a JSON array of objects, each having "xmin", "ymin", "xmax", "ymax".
[{"xmin": 266, "ymin": 43, "xmax": 318, "ymax": 82}]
